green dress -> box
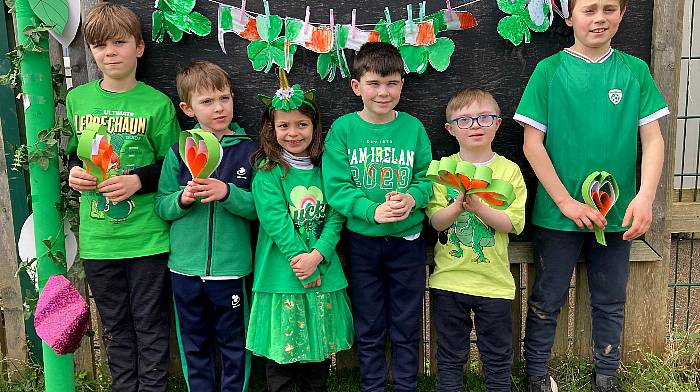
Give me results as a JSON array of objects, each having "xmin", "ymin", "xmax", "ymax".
[{"xmin": 246, "ymin": 164, "xmax": 354, "ymax": 364}]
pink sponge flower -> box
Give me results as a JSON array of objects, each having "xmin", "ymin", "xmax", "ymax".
[{"xmin": 34, "ymin": 275, "xmax": 89, "ymax": 355}]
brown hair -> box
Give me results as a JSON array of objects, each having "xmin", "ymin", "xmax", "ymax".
[
  {"xmin": 352, "ymin": 42, "xmax": 405, "ymax": 80},
  {"xmin": 253, "ymin": 102, "xmax": 324, "ymax": 175},
  {"xmin": 84, "ymin": 3, "xmax": 143, "ymax": 46},
  {"xmin": 568, "ymin": 0, "xmax": 628, "ymax": 13},
  {"xmin": 176, "ymin": 61, "xmax": 232, "ymax": 104},
  {"xmin": 446, "ymin": 87, "xmax": 501, "ymax": 120}
]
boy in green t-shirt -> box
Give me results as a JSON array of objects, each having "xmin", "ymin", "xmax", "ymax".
[
  {"xmin": 65, "ymin": 4, "xmax": 180, "ymax": 391},
  {"xmin": 427, "ymin": 88, "xmax": 526, "ymax": 392},
  {"xmin": 323, "ymin": 42, "xmax": 433, "ymax": 392},
  {"xmin": 514, "ymin": 1, "xmax": 668, "ymax": 391}
]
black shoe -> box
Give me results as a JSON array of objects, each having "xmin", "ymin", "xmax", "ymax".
[
  {"xmin": 592, "ymin": 371, "xmax": 623, "ymax": 392},
  {"xmin": 528, "ymin": 374, "xmax": 559, "ymax": 392}
]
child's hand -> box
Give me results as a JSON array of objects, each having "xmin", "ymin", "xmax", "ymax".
[
  {"xmin": 192, "ymin": 178, "xmax": 228, "ymax": 203},
  {"xmin": 68, "ymin": 166, "xmax": 97, "ymax": 192},
  {"xmin": 291, "ymin": 250, "xmax": 323, "ymax": 280},
  {"xmin": 97, "ymin": 174, "xmax": 142, "ymax": 203},
  {"xmin": 180, "ymin": 182, "xmax": 196, "ymax": 206},
  {"xmin": 303, "ymin": 276, "xmax": 321, "ymax": 288},
  {"xmin": 461, "ymin": 195, "xmax": 485, "ymax": 215},
  {"xmin": 388, "ymin": 192, "xmax": 416, "ymax": 219},
  {"xmin": 557, "ymin": 197, "xmax": 606, "ymax": 231},
  {"xmin": 622, "ymin": 193, "xmax": 654, "ymax": 240}
]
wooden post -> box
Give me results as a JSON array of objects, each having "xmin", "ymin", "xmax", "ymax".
[{"xmin": 623, "ymin": 0, "xmax": 684, "ymax": 360}]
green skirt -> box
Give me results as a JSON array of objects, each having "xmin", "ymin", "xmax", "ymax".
[{"xmin": 246, "ymin": 289, "xmax": 354, "ymax": 364}]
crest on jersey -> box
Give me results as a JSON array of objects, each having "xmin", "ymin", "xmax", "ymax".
[{"xmin": 608, "ymin": 89, "xmax": 623, "ymax": 105}]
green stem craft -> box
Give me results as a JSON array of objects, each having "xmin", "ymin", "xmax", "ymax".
[
  {"xmin": 179, "ymin": 129, "xmax": 223, "ymax": 178},
  {"xmin": 581, "ymin": 171, "xmax": 619, "ymax": 246},
  {"xmin": 427, "ymin": 157, "xmax": 516, "ymax": 210},
  {"xmin": 77, "ymin": 123, "xmax": 114, "ymax": 183}
]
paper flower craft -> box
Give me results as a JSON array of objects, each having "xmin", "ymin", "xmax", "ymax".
[
  {"xmin": 179, "ymin": 129, "xmax": 223, "ymax": 179},
  {"xmin": 257, "ymin": 68, "xmax": 317, "ymax": 113},
  {"xmin": 582, "ymin": 171, "xmax": 619, "ymax": 246},
  {"xmin": 427, "ymin": 157, "xmax": 516, "ymax": 210},
  {"xmin": 77, "ymin": 123, "xmax": 117, "ymax": 183},
  {"xmin": 34, "ymin": 275, "xmax": 89, "ymax": 355}
]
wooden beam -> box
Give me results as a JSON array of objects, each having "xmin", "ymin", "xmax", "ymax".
[
  {"xmin": 507, "ymin": 240, "xmax": 660, "ymax": 264},
  {"xmin": 670, "ymin": 202, "xmax": 700, "ymax": 233}
]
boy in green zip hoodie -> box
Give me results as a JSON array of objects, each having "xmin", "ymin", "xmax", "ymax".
[
  {"xmin": 322, "ymin": 42, "xmax": 433, "ymax": 392},
  {"xmin": 155, "ymin": 61, "xmax": 257, "ymax": 392}
]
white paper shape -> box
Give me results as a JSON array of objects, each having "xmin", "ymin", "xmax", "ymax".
[
  {"xmin": 344, "ymin": 27, "xmax": 373, "ymax": 51},
  {"xmin": 218, "ymin": 4, "xmax": 254, "ymax": 54},
  {"xmin": 49, "ymin": 0, "xmax": 81, "ymax": 47}
]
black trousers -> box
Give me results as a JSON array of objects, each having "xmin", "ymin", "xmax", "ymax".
[
  {"xmin": 84, "ymin": 253, "xmax": 170, "ymax": 392},
  {"xmin": 265, "ymin": 359, "xmax": 331, "ymax": 392}
]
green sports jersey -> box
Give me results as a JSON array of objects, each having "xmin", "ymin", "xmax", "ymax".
[
  {"xmin": 426, "ymin": 154, "xmax": 527, "ymax": 300},
  {"xmin": 514, "ymin": 48, "xmax": 669, "ymax": 232},
  {"xmin": 65, "ymin": 80, "xmax": 181, "ymax": 259},
  {"xmin": 322, "ymin": 112, "xmax": 433, "ymax": 237}
]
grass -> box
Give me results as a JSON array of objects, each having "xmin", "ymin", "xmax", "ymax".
[{"xmin": 2, "ymin": 336, "xmax": 699, "ymax": 392}]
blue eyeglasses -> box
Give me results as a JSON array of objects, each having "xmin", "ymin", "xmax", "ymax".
[{"xmin": 447, "ymin": 114, "xmax": 499, "ymax": 129}]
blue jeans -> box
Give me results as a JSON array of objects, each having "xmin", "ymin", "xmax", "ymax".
[
  {"xmin": 348, "ymin": 232, "xmax": 426, "ymax": 392},
  {"xmin": 432, "ymin": 289, "xmax": 513, "ymax": 392},
  {"xmin": 524, "ymin": 227, "xmax": 631, "ymax": 377}
]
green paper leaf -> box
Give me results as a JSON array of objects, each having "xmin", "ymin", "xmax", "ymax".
[
  {"xmin": 166, "ymin": 21, "xmax": 184, "ymax": 42},
  {"xmin": 399, "ymin": 45, "xmax": 428, "ymax": 74},
  {"xmin": 285, "ymin": 18, "xmax": 303, "ymax": 41},
  {"xmin": 427, "ymin": 37, "xmax": 455, "ymax": 72},
  {"xmin": 376, "ymin": 19, "xmax": 405, "ymax": 47},
  {"xmin": 187, "ymin": 11, "xmax": 211, "ymax": 36},
  {"xmin": 317, "ymin": 53, "xmax": 333, "ymax": 79},
  {"xmin": 497, "ymin": 0, "xmax": 528, "ymax": 15},
  {"xmin": 163, "ymin": 0, "xmax": 195, "ymax": 15},
  {"xmin": 269, "ymin": 36, "xmax": 295, "ymax": 69},
  {"xmin": 220, "ymin": 6, "xmax": 233, "ymax": 31},
  {"xmin": 524, "ymin": 2, "xmax": 551, "ymax": 32},
  {"xmin": 247, "ymin": 40, "xmax": 270, "ymax": 71},
  {"xmin": 155, "ymin": 0, "xmax": 174, "ymax": 13},
  {"xmin": 164, "ymin": 12, "xmax": 189, "ymax": 33},
  {"xmin": 256, "ymin": 14, "xmax": 283, "ymax": 42},
  {"xmin": 497, "ymin": 16, "xmax": 529, "ymax": 46},
  {"xmin": 28, "ymin": 0, "xmax": 69, "ymax": 34},
  {"xmin": 152, "ymin": 11, "xmax": 165, "ymax": 43}
]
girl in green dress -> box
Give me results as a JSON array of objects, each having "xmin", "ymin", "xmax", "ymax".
[{"xmin": 246, "ymin": 69, "xmax": 354, "ymax": 392}]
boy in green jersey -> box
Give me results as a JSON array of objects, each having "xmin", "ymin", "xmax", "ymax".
[
  {"xmin": 428, "ymin": 88, "xmax": 527, "ymax": 392},
  {"xmin": 323, "ymin": 42, "xmax": 433, "ymax": 392},
  {"xmin": 514, "ymin": 1, "xmax": 668, "ymax": 391},
  {"xmin": 65, "ymin": 4, "xmax": 180, "ymax": 391}
]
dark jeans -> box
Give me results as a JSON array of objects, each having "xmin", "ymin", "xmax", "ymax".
[
  {"xmin": 432, "ymin": 289, "xmax": 513, "ymax": 392},
  {"xmin": 524, "ymin": 227, "xmax": 631, "ymax": 377},
  {"xmin": 171, "ymin": 274, "xmax": 249, "ymax": 392},
  {"xmin": 84, "ymin": 254, "xmax": 170, "ymax": 392},
  {"xmin": 265, "ymin": 359, "xmax": 331, "ymax": 392},
  {"xmin": 347, "ymin": 232, "xmax": 426, "ymax": 392}
]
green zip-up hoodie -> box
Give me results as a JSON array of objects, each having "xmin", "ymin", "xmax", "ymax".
[
  {"xmin": 322, "ymin": 112, "xmax": 433, "ymax": 237},
  {"xmin": 155, "ymin": 124, "xmax": 257, "ymax": 276}
]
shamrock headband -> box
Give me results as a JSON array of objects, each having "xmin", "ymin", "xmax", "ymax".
[
  {"xmin": 257, "ymin": 68, "xmax": 317, "ymax": 113},
  {"xmin": 551, "ymin": 0, "xmax": 570, "ymax": 18}
]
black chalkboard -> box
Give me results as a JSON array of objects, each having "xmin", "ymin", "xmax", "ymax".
[{"xmin": 110, "ymin": 0, "xmax": 654, "ymax": 239}]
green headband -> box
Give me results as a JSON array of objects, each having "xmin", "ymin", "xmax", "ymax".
[{"xmin": 257, "ymin": 68, "xmax": 317, "ymax": 113}]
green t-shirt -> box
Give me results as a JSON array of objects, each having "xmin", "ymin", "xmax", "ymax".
[
  {"xmin": 426, "ymin": 154, "xmax": 527, "ymax": 300},
  {"xmin": 252, "ymin": 164, "xmax": 347, "ymax": 294},
  {"xmin": 65, "ymin": 80, "xmax": 181, "ymax": 259},
  {"xmin": 514, "ymin": 48, "xmax": 669, "ymax": 232},
  {"xmin": 322, "ymin": 112, "xmax": 433, "ymax": 237}
]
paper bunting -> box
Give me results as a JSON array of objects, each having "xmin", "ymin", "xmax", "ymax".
[
  {"xmin": 497, "ymin": 0, "xmax": 551, "ymax": 46},
  {"xmin": 581, "ymin": 171, "xmax": 619, "ymax": 246},
  {"xmin": 77, "ymin": 123, "xmax": 117, "ymax": 184},
  {"xmin": 427, "ymin": 157, "xmax": 516, "ymax": 210},
  {"xmin": 179, "ymin": 129, "xmax": 223, "ymax": 179},
  {"xmin": 218, "ymin": 3, "xmax": 261, "ymax": 53},
  {"xmin": 152, "ymin": 0, "xmax": 212, "ymax": 43}
]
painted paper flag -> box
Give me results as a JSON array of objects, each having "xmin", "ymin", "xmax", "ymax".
[{"xmin": 218, "ymin": 4, "xmax": 262, "ymax": 53}]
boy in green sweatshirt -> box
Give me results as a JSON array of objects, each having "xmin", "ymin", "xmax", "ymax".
[
  {"xmin": 322, "ymin": 42, "xmax": 433, "ymax": 392},
  {"xmin": 155, "ymin": 61, "xmax": 257, "ymax": 392}
]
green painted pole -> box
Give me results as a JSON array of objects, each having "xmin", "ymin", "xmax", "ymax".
[{"xmin": 14, "ymin": 0, "xmax": 75, "ymax": 389}]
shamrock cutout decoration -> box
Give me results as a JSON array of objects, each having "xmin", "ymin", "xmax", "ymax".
[
  {"xmin": 427, "ymin": 157, "xmax": 516, "ymax": 210},
  {"xmin": 152, "ymin": 0, "xmax": 212, "ymax": 43},
  {"xmin": 582, "ymin": 171, "xmax": 619, "ymax": 246},
  {"xmin": 497, "ymin": 0, "xmax": 551, "ymax": 46},
  {"xmin": 247, "ymin": 12, "xmax": 297, "ymax": 72},
  {"xmin": 178, "ymin": 129, "xmax": 223, "ymax": 179},
  {"xmin": 77, "ymin": 123, "xmax": 117, "ymax": 183}
]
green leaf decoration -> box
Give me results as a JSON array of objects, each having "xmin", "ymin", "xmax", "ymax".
[
  {"xmin": 163, "ymin": 0, "xmax": 196, "ymax": 15},
  {"xmin": 188, "ymin": 11, "xmax": 212, "ymax": 36},
  {"xmin": 376, "ymin": 19, "xmax": 405, "ymax": 47},
  {"xmin": 154, "ymin": 0, "xmax": 211, "ymax": 42},
  {"xmin": 497, "ymin": 16, "xmax": 530, "ymax": 46},
  {"xmin": 284, "ymin": 18, "xmax": 303, "ymax": 42},
  {"xmin": 28, "ymin": 0, "xmax": 69, "ymax": 34},
  {"xmin": 497, "ymin": 0, "xmax": 550, "ymax": 46},
  {"xmin": 166, "ymin": 21, "xmax": 185, "ymax": 42},
  {"xmin": 247, "ymin": 40, "xmax": 270, "ymax": 71},
  {"xmin": 427, "ymin": 37, "xmax": 454, "ymax": 71},
  {"xmin": 497, "ymin": 0, "xmax": 527, "ymax": 14},
  {"xmin": 155, "ymin": 0, "xmax": 174, "ymax": 13},
  {"xmin": 256, "ymin": 14, "xmax": 283, "ymax": 42},
  {"xmin": 152, "ymin": 10, "xmax": 165, "ymax": 43},
  {"xmin": 399, "ymin": 45, "xmax": 428, "ymax": 74},
  {"xmin": 247, "ymin": 38, "xmax": 296, "ymax": 72},
  {"xmin": 164, "ymin": 12, "xmax": 189, "ymax": 32}
]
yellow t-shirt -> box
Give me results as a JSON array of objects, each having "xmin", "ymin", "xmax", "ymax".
[{"xmin": 426, "ymin": 153, "xmax": 527, "ymax": 300}]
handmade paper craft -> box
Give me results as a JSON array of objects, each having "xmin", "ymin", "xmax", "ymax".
[
  {"xmin": 218, "ymin": 3, "xmax": 261, "ymax": 54},
  {"xmin": 427, "ymin": 157, "xmax": 516, "ymax": 210},
  {"xmin": 316, "ymin": 27, "xmax": 351, "ymax": 81},
  {"xmin": 258, "ymin": 68, "xmax": 317, "ymax": 113},
  {"xmin": 29, "ymin": 0, "xmax": 69, "ymax": 34},
  {"xmin": 152, "ymin": 0, "xmax": 212, "ymax": 43},
  {"xmin": 497, "ymin": 0, "xmax": 551, "ymax": 46},
  {"xmin": 34, "ymin": 275, "xmax": 89, "ymax": 355},
  {"xmin": 77, "ymin": 123, "xmax": 115, "ymax": 184},
  {"xmin": 179, "ymin": 129, "xmax": 223, "ymax": 179},
  {"xmin": 286, "ymin": 9, "xmax": 335, "ymax": 54},
  {"xmin": 581, "ymin": 171, "xmax": 619, "ymax": 246},
  {"xmin": 48, "ymin": 0, "xmax": 80, "ymax": 47},
  {"xmin": 246, "ymin": 1, "xmax": 297, "ymax": 72},
  {"xmin": 444, "ymin": 10, "xmax": 479, "ymax": 30}
]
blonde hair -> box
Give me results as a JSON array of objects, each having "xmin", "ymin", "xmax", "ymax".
[
  {"xmin": 446, "ymin": 87, "xmax": 501, "ymax": 120},
  {"xmin": 176, "ymin": 61, "xmax": 232, "ymax": 104},
  {"xmin": 84, "ymin": 3, "xmax": 143, "ymax": 46}
]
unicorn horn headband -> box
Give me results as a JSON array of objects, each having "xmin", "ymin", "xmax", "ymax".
[{"xmin": 257, "ymin": 67, "xmax": 317, "ymax": 113}]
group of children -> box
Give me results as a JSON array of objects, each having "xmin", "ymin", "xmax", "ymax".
[{"xmin": 64, "ymin": 0, "xmax": 667, "ymax": 392}]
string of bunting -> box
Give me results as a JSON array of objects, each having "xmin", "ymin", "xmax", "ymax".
[{"xmin": 151, "ymin": 0, "xmax": 480, "ymax": 81}]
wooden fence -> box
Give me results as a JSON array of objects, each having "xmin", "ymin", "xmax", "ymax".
[{"xmin": 0, "ymin": 0, "xmax": 687, "ymax": 380}]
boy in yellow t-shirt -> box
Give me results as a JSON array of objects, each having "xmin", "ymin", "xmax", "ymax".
[{"xmin": 427, "ymin": 88, "xmax": 526, "ymax": 392}]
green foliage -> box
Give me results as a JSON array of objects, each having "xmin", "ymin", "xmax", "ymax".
[
  {"xmin": 152, "ymin": 0, "xmax": 211, "ymax": 43},
  {"xmin": 497, "ymin": 0, "xmax": 551, "ymax": 46},
  {"xmin": 246, "ymin": 15, "xmax": 296, "ymax": 73}
]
